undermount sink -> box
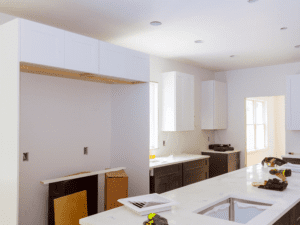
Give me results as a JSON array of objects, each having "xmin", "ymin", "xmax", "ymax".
[{"xmin": 194, "ymin": 196, "xmax": 273, "ymax": 224}]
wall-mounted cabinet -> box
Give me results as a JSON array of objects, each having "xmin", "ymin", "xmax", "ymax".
[
  {"xmin": 286, "ymin": 75, "xmax": 300, "ymax": 130},
  {"xmin": 99, "ymin": 41, "xmax": 149, "ymax": 82},
  {"xmin": 20, "ymin": 18, "xmax": 148, "ymax": 82},
  {"xmin": 21, "ymin": 19, "xmax": 65, "ymax": 68},
  {"xmin": 161, "ymin": 71, "xmax": 194, "ymax": 131},
  {"xmin": 65, "ymin": 31, "xmax": 99, "ymax": 74},
  {"xmin": 201, "ymin": 80, "xmax": 227, "ymax": 130}
]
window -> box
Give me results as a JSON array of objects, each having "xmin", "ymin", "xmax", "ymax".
[
  {"xmin": 150, "ymin": 82, "xmax": 158, "ymax": 149},
  {"xmin": 246, "ymin": 99, "xmax": 268, "ymax": 151}
]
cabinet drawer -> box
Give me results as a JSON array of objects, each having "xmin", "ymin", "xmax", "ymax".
[
  {"xmin": 154, "ymin": 164, "xmax": 182, "ymax": 178},
  {"xmin": 154, "ymin": 173, "xmax": 182, "ymax": 194},
  {"xmin": 183, "ymin": 167, "xmax": 208, "ymax": 186},
  {"xmin": 183, "ymin": 159, "xmax": 208, "ymax": 171}
]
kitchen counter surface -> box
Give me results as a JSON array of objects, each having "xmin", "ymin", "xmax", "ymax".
[
  {"xmin": 80, "ymin": 163, "xmax": 300, "ymax": 225},
  {"xmin": 149, "ymin": 154, "xmax": 210, "ymax": 170},
  {"xmin": 202, "ymin": 149, "xmax": 241, "ymax": 154}
]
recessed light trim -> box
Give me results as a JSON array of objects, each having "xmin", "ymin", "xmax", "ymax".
[
  {"xmin": 230, "ymin": 55, "xmax": 235, "ymax": 58},
  {"xmin": 194, "ymin": 40, "xmax": 203, "ymax": 43},
  {"xmin": 280, "ymin": 27, "xmax": 287, "ymax": 30},
  {"xmin": 150, "ymin": 21, "xmax": 162, "ymax": 26},
  {"xmin": 248, "ymin": 0, "xmax": 258, "ymax": 3},
  {"xmin": 295, "ymin": 45, "xmax": 300, "ymax": 48}
]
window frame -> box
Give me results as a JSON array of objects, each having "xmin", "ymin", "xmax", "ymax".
[
  {"xmin": 149, "ymin": 82, "xmax": 159, "ymax": 150},
  {"xmin": 246, "ymin": 99, "xmax": 268, "ymax": 152}
]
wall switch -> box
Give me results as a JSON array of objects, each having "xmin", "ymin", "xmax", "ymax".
[
  {"xmin": 23, "ymin": 153, "xmax": 29, "ymax": 161},
  {"xmin": 84, "ymin": 147, "xmax": 88, "ymax": 155},
  {"xmin": 163, "ymin": 141, "xmax": 166, "ymax": 146}
]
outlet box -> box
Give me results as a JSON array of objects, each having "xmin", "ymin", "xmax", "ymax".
[
  {"xmin": 163, "ymin": 141, "xmax": 166, "ymax": 146},
  {"xmin": 84, "ymin": 147, "xmax": 88, "ymax": 155},
  {"xmin": 23, "ymin": 153, "xmax": 29, "ymax": 161}
]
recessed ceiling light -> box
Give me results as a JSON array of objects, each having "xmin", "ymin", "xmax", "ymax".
[
  {"xmin": 230, "ymin": 55, "xmax": 235, "ymax": 58},
  {"xmin": 280, "ymin": 27, "xmax": 287, "ymax": 30},
  {"xmin": 194, "ymin": 40, "xmax": 203, "ymax": 43},
  {"xmin": 248, "ymin": 0, "xmax": 258, "ymax": 3},
  {"xmin": 295, "ymin": 45, "xmax": 300, "ymax": 48},
  {"xmin": 150, "ymin": 21, "xmax": 162, "ymax": 26}
]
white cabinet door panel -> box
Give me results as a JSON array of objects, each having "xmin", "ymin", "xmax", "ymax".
[
  {"xmin": 65, "ymin": 32, "xmax": 98, "ymax": 74},
  {"xmin": 125, "ymin": 49, "xmax": 150, "ymax": 82},
  {"xmin": 162, "ymin": 72, "xmax": 194, "ymax": 131},
  {"xmin": 20, "ymin": 19, "xmax": 64, "ymax": 68},
  {"xmin": 201, "ymin": 80, "xmax": 227, "ymax": 130},
  {"xmin": 99, "ymin": 41, "xmax": 127, "ymax": 78}
]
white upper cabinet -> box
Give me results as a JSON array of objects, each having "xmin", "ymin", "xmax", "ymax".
[
  {"xmin": 20, "ymin": 19, "xmax": 65, "ymax": 68},
  {"xmin": 65, "ymin": 31, "xmax": 99, "ymax": 74},
  {"xmin": 162, "ymin": 71, "xmax": 194, "ymax": 131},
  {"xmin": 286, "ymin": 75, "xmax": 300, "ymax": 130},
  {"xmin": 201, "ymin": 80, "xmax": 227, "ymax": 130},
  {"xmin": 99, "ymin": 41, "xmax": 149, "ymax": 82},
  {"xmin": 99, "ymin": 41, "xmax": 127, "ymax": 78},
  {"xmin": 125, "ymin": 48, "xmax": 150, "ymax": 82}
]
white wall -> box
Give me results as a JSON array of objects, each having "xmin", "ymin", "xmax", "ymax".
[
  {"xmin": 215, "ymin": 61, "xmax": 300, "ymax": 168},
  {"xmin": 110, "ymin": 83, "xmax": 149, "ymax": 197},
  {"xmin": 0, "ymin": 19, "xmax": 20, "ymax": 225},
  {"xmin": 150, "ymin": 56, "xmax": 215, "ymax": 157},
  {"xmin": 19, "ymin": 73, "xmax": 111, "ymax": 225}
]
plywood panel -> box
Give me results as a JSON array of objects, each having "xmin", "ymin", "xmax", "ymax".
[{"xmin": 54, "ymin": 190, "xmax": 88, "ymax": 225}]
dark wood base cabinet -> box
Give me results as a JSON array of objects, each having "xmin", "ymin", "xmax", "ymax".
[
  {"xmin": 282, "ymin": 157, "xmax": 300, "ymax": 165},
  {"xmin": 150, "ymin": 158, "xmax": 209, "ymax": 194},
  {"xmin": 273, "ymin": 201, "xmax": 300, "ymax": 225},
  {"xmin": 201, "ymin": 152, "xmax": 240, "ymax": 178}
]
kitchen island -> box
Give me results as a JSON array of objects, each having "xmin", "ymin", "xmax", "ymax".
[{"xmin": 80, "ymin": 163, "xmax": 300, "ymax": 225}]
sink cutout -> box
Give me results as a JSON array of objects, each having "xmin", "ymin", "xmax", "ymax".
[{"xmin": 194, "ymin": 195, "xmax": 273, "ymax": 224}]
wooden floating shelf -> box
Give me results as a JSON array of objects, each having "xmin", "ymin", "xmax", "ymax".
[
  {"xmin": 20, "ymin": 63, "xmax": 144, "ymax": 85},
  {"xmin": 40, "ymin": 167, "xmax": 126, "ymax": 185}
]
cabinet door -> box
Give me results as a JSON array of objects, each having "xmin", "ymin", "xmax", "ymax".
[
  {"xmin": 176, "ymin": 73, "xmax": 194, "ymax": 131},
  {"xmin": 99, "ymin": 41, "xmax": 127, "ymax": 79},
  {"xmin": 228, "ymin": 153, "xmax": 239, "ymax": 172},
  {"xmin": 21, "ymin": 19, "xmax": 64, "ymax": 68},
  {"xmin": 273, "ymin": 209, "xmax": 291, "ymax": 225},
  {"xmin": 287, "ymin": 75, "xmax": 300, "ymax": 130},
  {"xmin": 214, "ymin": 81, "xmax": 227, "ymax": 129},
  {"xmin": 125, "ymin": 49, "xmax": 150, "ymax": 82},
  {"xmin": 201, "ymin": 81, "xmax": 214, "ymax": 129},
  {"xmin": 65, "ymin": 32, "xmax": 98, "ymax": 74}
]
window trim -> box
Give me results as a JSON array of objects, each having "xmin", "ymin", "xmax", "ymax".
[{"xmin": 150, "ymin": 82, "xmax": 158, "ymax": 150}]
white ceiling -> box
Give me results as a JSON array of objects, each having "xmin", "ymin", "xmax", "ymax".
[{"xmin": 0, "ymin": 0, "xmax": 299, "ymax": 71}]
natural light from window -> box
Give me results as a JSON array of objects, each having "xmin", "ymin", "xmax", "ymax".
[
  {"xmin": 246, "ymin": 99, "xmax": 268, "ymax": 151},
  {"xmin": 150, "ymin": 82, "xmax": 158, "ymax": 149}
]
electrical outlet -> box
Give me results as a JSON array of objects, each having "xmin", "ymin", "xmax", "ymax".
[
  {"xmin": 163, "ymin": 141, "xmax": 166, "ymax": 146},
  {"xmin": 84, "ymin": 147, "xmax": 88, "ymax": 155},
  {"xmin": 23, "ymin": 153, "xmax": 29, "ymax": 161},
  {"xmin": 208, "ymin": 137, "xmax": 210, "ymax": 141}
]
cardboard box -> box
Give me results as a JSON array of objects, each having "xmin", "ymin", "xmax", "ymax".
[{"xmin": 105, "ymin": 169, "xmax": 128, "ymax": 210}]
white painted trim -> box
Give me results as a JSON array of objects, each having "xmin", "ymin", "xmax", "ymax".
[{"xmin": 41, "ymin": 167, "xmax": 126, "ymax": 185}]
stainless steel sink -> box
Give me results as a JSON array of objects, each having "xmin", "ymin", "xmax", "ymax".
[{"xmin": 194, "ymin": 197, "xmax": 273, "ymax": 224}]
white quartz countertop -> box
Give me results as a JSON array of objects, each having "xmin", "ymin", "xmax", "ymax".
[
  {"xmin": 149, "ymin": 154, "xmax": 210, "ymax": 170},
  {"xmin": 201, "ymin": 149, "xmax": 241, "ymax": 154},
  {"xmin": 80, "ymin": 163, "xmax": 300, "ymax": 225}
]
